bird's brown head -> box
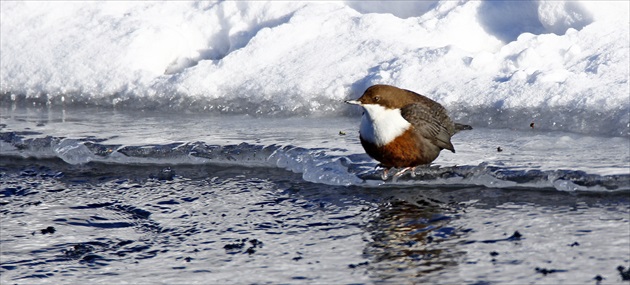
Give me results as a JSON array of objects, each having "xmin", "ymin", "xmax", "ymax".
[{"xmin": 345, "ymin": 84, "xmax": 419, "ymax": 109}]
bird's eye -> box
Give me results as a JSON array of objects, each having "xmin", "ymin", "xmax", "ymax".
[{"xmin": 374, "ymin": 96, "xmax": 380, "ymax": 102}]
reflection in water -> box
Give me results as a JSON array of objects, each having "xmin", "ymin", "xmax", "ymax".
[
  {"xmin": 364, "ymin": 197, "xmax": 467, "ymax": 281},
  {"xmin": 3, "ymin": 156, "xmax": 626, "ymax": 284}
]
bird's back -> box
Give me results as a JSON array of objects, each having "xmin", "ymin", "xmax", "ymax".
[{"xmin": 399, "ymin": 89, "xmax": 456, "ymax": 152}]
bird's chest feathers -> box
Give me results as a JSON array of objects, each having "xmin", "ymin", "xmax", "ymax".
[{"xmin": 359, "ymin": 104, "xmax": 412, "ymax": 147}]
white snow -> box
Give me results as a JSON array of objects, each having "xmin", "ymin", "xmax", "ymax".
[{"xmin": 1, "ymin": 1, "xmax": 628, "ymax": 135}]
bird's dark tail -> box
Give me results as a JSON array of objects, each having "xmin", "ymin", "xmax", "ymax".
[{"xmin": 454, "ymin": 123, "xmax": 473, "ymax": 133}]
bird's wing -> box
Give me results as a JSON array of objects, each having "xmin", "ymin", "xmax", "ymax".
[{"xmin": 400, "ymin": 102, "xmax": 456, "ymax": 152}]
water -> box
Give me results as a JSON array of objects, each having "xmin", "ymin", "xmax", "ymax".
[
  {"xmin": 2, "ymin": 1, "xmax": 629, "ymax": 283},
  {"xmin": 1, "ymin": 105, "xmax": 629, "ymax": 284}
]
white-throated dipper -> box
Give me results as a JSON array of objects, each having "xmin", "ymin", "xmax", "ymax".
[{"xmin": 346, "ymin": 84, "xmax": 471, "ymax": 180}]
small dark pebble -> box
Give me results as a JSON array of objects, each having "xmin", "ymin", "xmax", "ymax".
[
  {"xmin": 618, "ymin": 265, "xmax": 630, "ymax": 280},
  {"xmin": 530, "ymin": 122, "xmax": 535, "ymax": 128},
  {"xmin": 249, "ymin": 239, "xmax": 263, "ymax": 248},
  {"xmin": 568, "ymin": 241, "xmax": 580, "ymax": 247},
  {"xmin": 338, "ymin": 131, "xmax": 346, "ymax": 136},
  {"xmin": 594, "ymin": 275, "xmax": 604, "ymax": 281},
  {"xmin": 472, "ymin": 230, "xmax": 524, "ymax": 244},
  {"xmin": 223, "ymin": 243, "xmax": 245, "ymax": 250},
  {"xmin": 508, "ymin": 231, "xmax": 522, "ymax": 240},
  {"xmin": 490, "ymin": 251, "xmax": 499, "ymax": 257},
  {"xmin": 184, "ymin": 257, "xmax": 193, "ymax": 262},
  {"xmin": 40, "ymin": 226, "xmax": 56, "ymax": 235},
  {"xmin": 224, "ymin": 238, "xmax": 263, "ymax": 255},
  {"xmin": 348, "ymin": 261, "xmax": 369, "ymax": 269},
  {"xmin": 292, "ymin": 256, "xmax": 303, "ymax": 261},
  {"xmin": 535, "ymin": 267, "xmax": 567, "ymax": 275},
  {"xmin": 497, "ymin": 146, "xmax": 503, "ymax": 152}
]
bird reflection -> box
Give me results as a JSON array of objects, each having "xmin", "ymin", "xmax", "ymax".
[{"xmin": 362, "ymin": 198, "xmax": 467, "ymax": 280}]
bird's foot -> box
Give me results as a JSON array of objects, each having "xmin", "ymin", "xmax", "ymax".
[{"xmin": 378, "ymin": 166, "xmax": 417, "ymax": 181}]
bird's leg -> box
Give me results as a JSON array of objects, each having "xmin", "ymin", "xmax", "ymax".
[
  {"xmin": 380, "ymin": 168, "xmax": 390, "ymax": 180},
  {"xmin": 375, "ymin": 164, "xmax": 391, "ymax": 180},
  {"xmin": 393, "ymin": 167, "xmax": 417, "ymax": 179}
]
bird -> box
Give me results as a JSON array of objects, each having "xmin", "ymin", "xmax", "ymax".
[{"xmin": 346, "ymin": 84, "xmax": 471, "ymax": 180}]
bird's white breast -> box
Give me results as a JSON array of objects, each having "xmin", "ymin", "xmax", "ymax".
[{"xmin": 359, "ymin": 104, "xmax": 411, "ymax": 147}]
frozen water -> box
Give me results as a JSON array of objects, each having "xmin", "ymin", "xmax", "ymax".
[
  {"xmin": 54, "ymin": 139, "xmax": 95, "ymax": 165},
  {"xmin": 1, "ymin": 106, "xmax": 628, "ymax": 191}
]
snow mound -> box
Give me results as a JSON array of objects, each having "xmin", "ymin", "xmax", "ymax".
[{"xmin": 1, "ymin": 1, "xmax": 628, "ymax": 136}]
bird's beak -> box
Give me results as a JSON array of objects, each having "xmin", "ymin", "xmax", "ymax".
[{"xmin": 345, "ymin": 100, "xmax": 361, "ymax": 105}]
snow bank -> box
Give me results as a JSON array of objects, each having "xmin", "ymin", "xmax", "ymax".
[{"xmin": 1, "ymin": 1, "xmax": 628, "ymax": 135}]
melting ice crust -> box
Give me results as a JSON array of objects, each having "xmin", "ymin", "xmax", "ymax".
[{"xmin": 1, "ymin": 131, "xmax": 628, "ymax": 191}]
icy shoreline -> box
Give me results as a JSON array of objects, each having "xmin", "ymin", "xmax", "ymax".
[{"xmin": 2, "ymin": 105, "xmax": 628, "ymax": 191}]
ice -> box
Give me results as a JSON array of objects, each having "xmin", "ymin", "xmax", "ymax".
[
  {"xmin": 1, "ymin": 117, "xmax": 628, "ymax": 191},
  {"xmin": 54, "ymin": 139, "xmax": 95, "ymax": 164},
  {"xmin": 1, "ymin": 1, "xmax": 629, "ymax": 136}
]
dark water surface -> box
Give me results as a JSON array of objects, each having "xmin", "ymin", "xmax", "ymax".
[{"xmin": 1, "ymin": 157, "xmax": 629, "ymax": 284}]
